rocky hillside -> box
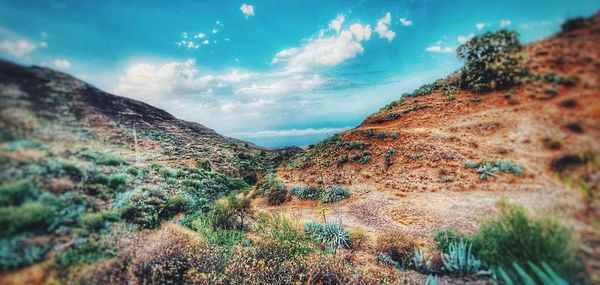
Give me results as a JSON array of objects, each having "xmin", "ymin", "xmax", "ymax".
[
  {"xmin": 0, "ymin": 60, "xmax": 298, "ymax": 180},
  {"xmin": 272, "ymin": 12, "xmax": 600, "ymax": 280}
]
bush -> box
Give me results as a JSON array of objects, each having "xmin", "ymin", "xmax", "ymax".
[
  {"xmin": 384, "ymin": 148, "xmax": 395, "ymax": 167},
  {"xmin": 256, "ymin": 214, "xmax": 316, "ymax": 257},
  {"xmin": 120, "ymin": 189, "xmax": 181, "ymax": 228},
  {"xmin": 0, "ymin": 202, "xmax": 54, "ymax": 235},
  {"xmin": 472, "ymin": 200, "xmax": 579, "ymax": 276},
  {"xmin": 321, "ymin": 185, "xmax": 350, "ymax": 203},
  {"xmin": 304, "ymin": 221, "xmax": 350, "ymax": 253},
  {"xmin": 57, "ymin": 241, "xmax": 114, "ymax": 267},
  {"xmin": 561, "ymin": 17, "xmax": 587, "ymax": 32},
  {"xmin": 124, "ymin": 225, "xmax": 225, "ymax": 284},
  {"xmin": 79, "ymin": 211, "xmax": 120, "ymax": 231},
  {"xmin": 290, "ymin": 185, "xmax": 322, "ymax": 200},
  {"xmin": 107, "ymin": 173, "xmax": 128, "ymax": 190},
  {"xmin": 267, "ymin": 186, "xmax": 288, "ymax": 205},
  {"xmin": 376, "ymin": 232, "xmax": 418, "ymax": 268},
  {"xmin": 0, "ymin": 180, "xmax": 37, "ymax": 207},
  {"xmin": 0, "ymin": 234, "xmax": 50, "ymax": 270},
  {"xmin": 457, "ymin": 30, "xmax": 527, "ymax": 92},
  {"xmin": 434, "ymin": 230, "xmax": 468, "ymax": 253},
  {"xmin": 80, "ymin": 150, "xmax": 127, "ymax": 166},
  {"xmin": 476, "ymin": 160, "xmax": 523, "ymax": 180}
]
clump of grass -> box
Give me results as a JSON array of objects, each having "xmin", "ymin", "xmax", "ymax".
[
  {"xmin": 350, "ymin": 151, "xmax": 372, "ymax": 164},
  {"xmin": 79, "ymin": 211, "xmax": 120, "ymax": 231},
  {"xmin": 321, "ymin": 185, "xmax": 351, "ymax": 204},
  {"xmin": 0, "ymin": 202, "xmax": 54, "ymax": 235}
]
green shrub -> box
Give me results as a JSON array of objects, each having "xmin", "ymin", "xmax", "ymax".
[
  {"xmin": 0, "ymin": 234, "xmax": 50, "ymax": 270},
  {"xmin": 434, "ymin": 229, "xmax": 468, "ymax": 253},
  {"xmin": 472, "ymin": 200, "xmax": 579, "ymax": 276},
  {"xmin": 377, "ymin": 132, "xmax": 387, "ymax": 140},
  {"xmin": 365, "ymin": 129, "xmax": 375, "ymax": 138},
  {"xmin": 290, "ymin": 185, "xmax": 322, "ymax": 200},
  {"xmin": 441, "ymin": 240, "xmax": 482, "ymax": 276},
  {"xmin": 80, "ymin": 150, "xmax": 127, "ymax": 166},
  {"xmin": 267, "ymin": 186, "xmax": 288, "ymax": 205},
  {"xmin": 0, "ymin": 180, "xmax": 38, "ymax": 207},
  {"xmin": 79, "ymin": 211, "xmax": 120, "ymax": 231},
  {"xmin": 57, "ymin": 241, "xmax": 114, "ymax": 267},
  {"xmin": 120, "ymin": 189, "xmax": 181, "ymax": 228},
  {"xmin": 255, "ymin": 214, "xmax": 316, "ymax": 257},
  {"xmin": 107, "ymin": 173, "xmax": 128, "ymax": 190},
  {"xmin": 476, "ymin": 160, "xmax": 523, "ymax": 180},
  {"xmin": 0, "ymin": 202, "xmax": 54, "ymax": 235},
  {"xmin": 304, "ymin": 221, "xmax": 350, "ymax": 253},
  {"xmin": 457, "ymin": 30, "xmax": 527, "ymax": 92},
  {"xmin": 321, "ymin": 185, "xmax": 350, "ymax": 204},
  {"xmin": 46, "ymin": 192, "xmax": 89, "ymax": 232},
  {"xmin": 384, "ymin": 148, "xmax": 395, "ymax": 167},
  {"xmin": 350, "ymin": 151, "xmax": 372, "ymax": 164}
]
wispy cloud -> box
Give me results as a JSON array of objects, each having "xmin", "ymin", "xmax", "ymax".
[
  {"xmin": 475, "ymin": 22, "xmax": 489, "ymax": 31},
  {"xmin": 240, "ymin": 4, "xmax": 255, "ymax": 17},
  {"xmin": 425, "ymin": 41, "xmax": 454, "ymax": 53},
  {"xmin": 499, "ymin": 19, "xmax": 512, "ymax": 27},
  {"xmin": 399, "ymin": 18, "xmax": 413, "ymax": 26},
  {"xmin": 53, "ymin": 58, "xmax": 71, "ymax": 69},
  {"xmin": 0, "ymin": 39, "xmax": 36, "ymax": 58}
]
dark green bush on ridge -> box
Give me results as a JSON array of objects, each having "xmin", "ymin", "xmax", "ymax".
[{"xmin": 457, "ymin": 30, "xmax": 527, "ymax": 92}]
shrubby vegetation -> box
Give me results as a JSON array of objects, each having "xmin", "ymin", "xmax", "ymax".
[
  {"xmin": 457, "ymin": 30, "xmax": 527, "ymax": 92},
  {"xmin": 290, "ymin": 185, "xmax": 322, "ymax": 200},
  {"xmin": 466, "ymin": 159, "xmax": 524, "ymax": 180},
  {"xmin": 321, "ymin": 185, "xmax": 351, "ymax": 203}
]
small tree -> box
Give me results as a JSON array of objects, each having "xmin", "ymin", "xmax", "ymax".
[{"xmin": 457, "ymin": 30, "xmax": 527, "ymax": 92}]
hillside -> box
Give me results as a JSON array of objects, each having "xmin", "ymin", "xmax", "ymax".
[
  {"xmin": 0, "ymin": 60, "xmax": 298, "ymax": 179},
  {"xmin": 272, "ymin": 13, "xmax": 600, "ymax": 280},
  {"xmin": 1, "ymin": 12, "xmax": 599, "ymax": 285}
]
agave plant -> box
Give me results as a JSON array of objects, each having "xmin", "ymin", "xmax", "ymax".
[
  {"xmin": 423, "ymin": 275, "xmax": 439, "ymax": 285},
  {"xmin": 304, "ymin": 221, "xmax": 350, "ymax": 253},
  {"xmin": 477, "ymin": 164, "xmax": 499, "ymax": 180},
  {"xmin": 497, "ymin": 262, "xmax": 567, "ymax": 285},
  {"xmin": 411, "ymin": 247, "xmax": 432, "ymax": 272},
  {"xmin": 441, "ymin": 240, "xmax": 482, "ymax": 276}
]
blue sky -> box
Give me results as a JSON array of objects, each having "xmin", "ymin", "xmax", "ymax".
[{"xmin": 1, "ymin": 0, "xmax": 598, "ymax": 147}]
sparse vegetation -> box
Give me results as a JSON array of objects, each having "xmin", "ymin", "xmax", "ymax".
[{"xmin": 441, "ymin": 240, "xmax": 482, "ymax": 276}]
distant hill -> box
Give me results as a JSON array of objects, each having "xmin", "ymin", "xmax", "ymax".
[{"xmin": 0, "ymin": 60, "xmax": 298, "ymax": 180}]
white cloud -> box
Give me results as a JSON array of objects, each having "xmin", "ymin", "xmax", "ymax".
[
  {"xmin": 329, "ymin": 14, "xmax": 345, "ymax": 33},
  {"xmin": 230, "ymin": 127, "xmax": 349, "ymax": 138},
  {"xmin": 475, "ymin": 22, "xmax": 488, "ymax": 31},
  {"xmin": 0, "ymin": 39, "xmax": 36, "ymax": 58},
  {"xmin": 376, "ymin": 12, "xmax": 396, "ymax": 42},
  {"xmin": 194, "ymin": 33, "xmax": 206, "ymax": 39},
  {"xmin": 271, "ymin": 30, "xmax": 364, "ymax": 72},
  {"xmin": 349, "ymin": 23, "xmax": 372, "ymax": 41},
  {"xmin": 499, "ymin": 19, "xmax": 512, "ymax": 27},
  {"xmin": 53, "ymin": 58, "xmax": 71, "ymax": 69},
  {"xmin": 457, "ymin": 33, "xmax": 474, "ymax": 45},
  {"xmin": 240, "ymin": 4, "xmax": 255, "ymax": 17},
  {"xmin": 212, "ymin": 29, "xmax": 218, "ymax": 34},
  {"xmin": 399, "ymin": 18, "xmax": 413, "ymax": 26},
  {"xmin": 425, "ymin": 42, "xmax": 454, "ymax": 53}
]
